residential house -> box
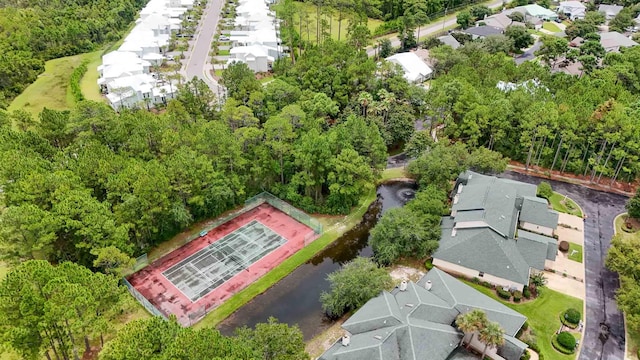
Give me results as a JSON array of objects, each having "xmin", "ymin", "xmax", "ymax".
[
  {"xmin": 557, "ymin": 1, "xmax": 586, "ymax": 20},
  {"xmin": 438, "ymin": 34, "xmax": 461, "ymax": 49},
  {"xmin": 225, "ymin": 0, "xmax": 282, "ymax": 72},
  {"xmin": 385, "ymin": 52, "xmax": 433, "ymax": 83},
  {"xmin": 228, "ymin": 45, "xmax": 273, "ymax": 72},
  {"xmin": 433, "ymin": 171, "xmax": 558, "ymax": 290},
  {"xmin": 461, "ymin": 25, "xmax": 504, "ymax": 39},
  {"xmin": 97, "ymin": 0, "xmax": 187, "ymax": 110},
  {"xmin": 480, "ymin": 13, "xmax": 514, "ymax": 30},
  {"xmin": 598, "ymin": 4, "xmax": 624, "ymax": 21},
  {"xmin": 319, "ymin": 268, "xmax": 528, "ymax": 360},
  {"xmin": 600, "ymin": 31, "xmax": 638, "ymax": 52},
  {"xmin": 506, "ymin": 4, "xmax": 558, "ymax": 21}
]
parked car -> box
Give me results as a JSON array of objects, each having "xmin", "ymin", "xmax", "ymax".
[{"xmin": 219, "ymin": 35, "xmax": 230, "ymax": 41}]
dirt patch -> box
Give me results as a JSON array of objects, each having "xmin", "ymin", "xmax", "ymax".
[
  {"xmin": 622, "ymin": 215, "xmax": 640, "ymax": 232},
  {"xmin": 305, "ymin": 317, "xmax": 348, "ymax": 359},
  {"xmin": 507, "ymin": 162, "xmax": 636, "ymax": 197},
  {"xmin": 389, "ymin": 265, "xmax": 425, "ymax": 283}
]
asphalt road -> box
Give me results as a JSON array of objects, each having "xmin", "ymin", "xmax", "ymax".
[
  {"xmin": 500, "ymin": 171, "xmax": 627, "ymax": 360},
  {"xmin": 184, "ymin": 0, "xmax": 225, "ymax": 94},
  {"xmin": 366, "ymin": 0, "xmax": 508, "ymax": 57}
]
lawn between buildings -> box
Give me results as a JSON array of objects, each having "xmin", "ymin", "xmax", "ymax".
[
  {"xmin": 464, "ymin": 281, "xmax": 583, "ymax": 360},
  {"xmin": 614, "ymin": 214, "xmax": 640, "ymax": 360}
]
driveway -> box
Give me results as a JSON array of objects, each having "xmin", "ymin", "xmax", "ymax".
[
  {"xmin": 183, "ymin": 0, "xmax": 225, "ymax": 95},
  {"xmin": 500, "ymin": 171, "xmax": 627, "ymax": 360},
  {"xmin": 515, "ymin": 40, "xmax": 542, "ymax": 65}
]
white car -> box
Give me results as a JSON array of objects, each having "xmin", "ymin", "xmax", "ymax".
[{"xmin": 219, "ymin": 35, "xmax": 230, "ymax": 41}]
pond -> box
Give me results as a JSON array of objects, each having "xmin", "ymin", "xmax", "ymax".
[{"xmin": 217, "ymin": 181, "xmax": 417, "ymax": 340}]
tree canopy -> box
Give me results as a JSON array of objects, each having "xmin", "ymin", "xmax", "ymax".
[{"xmin": 0, "ymin": 0, "xmax": 147, "ymax": 107}]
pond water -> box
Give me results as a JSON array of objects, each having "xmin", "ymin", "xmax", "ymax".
[{"xmin": 217, "ymin": 181, "xmax": 417, "ymax": 340}]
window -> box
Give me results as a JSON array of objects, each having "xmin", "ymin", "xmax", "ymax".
[{"xmin": 479, "ymin": 272, "xmax": 484, "ymax": 277}]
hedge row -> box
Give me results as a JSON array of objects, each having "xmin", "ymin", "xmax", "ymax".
[{"xmin": 69, "ymin": 59, "xmax": 89, "ymax": 103}]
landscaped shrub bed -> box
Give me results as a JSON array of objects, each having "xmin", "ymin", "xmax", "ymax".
[
  {"xmin": 497, "ymin": 287, "xmax": 511, "ymax": 300},
  {"xmin": 513, "ymin": 290, "xmax": 523, "ymax": 302},
  {"xmin": 552, "ymin": 332, "xmax": 576, "ymax": 354},
  {"xmin": 562, "ymin": 308, "xmax": 581, "ymax": 328}
]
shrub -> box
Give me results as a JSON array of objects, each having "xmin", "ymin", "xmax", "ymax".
[
  {"xmin": 497, "ymin": 287, "xmax": 511, "ymax": 300},
  {"xmin": 564, "ymin": 308, "xmax": 581, "ymax": 324},
  {"xmin": 425, "ymin": 259, "xmax": 434, "ymax": 270},
  {"xmin": 513, "ymin": 290, "xmax": 523, "ymax": 302},
  {"xmin": 523, "ymin": 287, "xmax": 531, "ymax": 299},
  {"xmin": 69, "ymin": 59, "xmax": 89, "ymax": 102},
  {"xmin": 556, "ymin": 331, "xmax": 576, "ymax": 350},
  {"xmin": 472, "ymin": 277, "xmax": 480, "ymax": 284},
  {"xmin": 520, "ymin": 349, "xmax": 531, "ymax": 360},
  {"xmin": 537, "ymin": 181, "xmax": 553, "ymax": 200},
  {"xmin": 482, "ymin": 281, "xmax": 493, "ymax": 288},
  {"xmin": 559, "ymin": 241, "xmax": 570, "ymax": 252}
]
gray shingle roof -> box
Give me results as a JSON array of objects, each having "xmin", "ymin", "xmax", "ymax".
[
  {"xmin": 461, "ymin": 25, "xmax": 503, "ymax": 37},
  {"xmin": 437, "ymin": 171, "xmax": 558, "ymax": 285},
  {"xmin": 320, "ymin": 268, "xmax": 527, "ymax": 360},
  {"xmin": 419, "ymin": 268, "xmax": 527, "ymax": 336},
  {"xmin": 437, "ymin": 34, "xmax": 461, "ymax": 49},
  {"xmin": 519, "ymin": 196, "xmax": 559, "ymax": 229}
]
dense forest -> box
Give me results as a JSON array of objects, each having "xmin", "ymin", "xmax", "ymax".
[
  {"xmin": 0, "ymin": 39, "xmax": 428, "ymax": 268},
  {"xmin": 0, "ymin": 0, "xmax": 146, "ymax": 107},
  {"xmin": 425, "ymin": 43, "xmax": 640, "ymax": 184}
]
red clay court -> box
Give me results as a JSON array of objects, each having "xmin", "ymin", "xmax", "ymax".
[{"xmin": 126, "ymin": 201, "xmax": 318, "ymax": 326}]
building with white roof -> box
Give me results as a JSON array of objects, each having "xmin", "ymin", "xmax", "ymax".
[
  {"xmin": 97, "ymin": 0, "xmax": 190, "ymax": 110},
  {"xmin": 557, "ymin": 1, "xmax": 586, "ymax": 20},
  {"xmin": 224, "ymin": 0, "xmax": 282, "ymax": 72},
  {"xmin": 385, "ymin": 52, "xmax": 433, "ymax": 83}
]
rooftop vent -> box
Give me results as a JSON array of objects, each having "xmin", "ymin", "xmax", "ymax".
[
  {"xmin": 341, "ymin": 335, "xmax": 350, "ymax": 346},
  {"xmin": 399, "ymin": 280, "xmax": 408, "ymax": 292},
  {"xmin": 451, "ymin": 228, "xmax": 457, "ymax": 237},
  {"xmin": 374, "ymin": 335, "xmax": 383, "ymax": 340},
  {"xmin": 405, "ymin": 303, "xmax": 414, "ymax": 308},
  {"xmin": 425, "ymin": 280, "xmax": 433, "ymax": 291}
]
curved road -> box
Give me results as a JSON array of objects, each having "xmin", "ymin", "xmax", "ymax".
[
  {"xmin": 183, "ymin": 0, "xmax": 225, "ymax": 95},
  {"xmin": 501, "ymin": 171, "xmax": 626, "ymax": 360}
]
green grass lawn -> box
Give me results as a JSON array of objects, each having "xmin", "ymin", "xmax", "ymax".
[
  {"xmin": 568, "ymin": 243, "xmax": 583, "ymax": 263},
  {"xmin": 274, "ymin": 1, "xmax": 383, "ymax": 43},
  {"xmin": 464, "ymin": 282, "xmax": 583, "ymax": 360},
  {"xmin": 218, "ymin": 49, "xmax": 230, "ymax": 55},
  {"xmin": 614, "ymin": 214, "xmax": 640, "ymax": 360},
  {"xmin": 8, "ymin": 52, "xmax": 97, "ymax": 116},
  {"xmin": 549, "ymin": 192, "xmax": 583, "ymax": 218},
  {"xmin": 381, "ymin": 167, "xmax": 408, "ymax": 181},
  {"xmin": 543, "ymin": 22, "xmax": 562, "ymax": 33},
  {"xmin": 80, "ymin": 50, "xmax": 106, "ymax": 103}
]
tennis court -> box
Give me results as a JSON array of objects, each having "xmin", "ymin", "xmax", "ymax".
[
  {"xmin": 126, "ymin": 202, "xmax": 319, "ymax": 326},
  {"xmin": 163, "ymin": 220, "xmax": 286, "ymax": 302}
]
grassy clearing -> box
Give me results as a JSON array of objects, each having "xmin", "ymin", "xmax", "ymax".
[
  {"xmin": 8, "ymin": 52, "xmax": 98, "ymax": 116},
  {"xmin": 464, "ymin": 281, "xmax": 583, "ymax": 360},
  {"xmin": 193, "ymin": 189, "xmax": 378, "ymax": 330},
  {"xmin": 218, "ymin": 49, "xmax": 230, "ymax": 55},
  {"xmin": 275, "ymin": 1, "xmax": 383, "ymax": 42},
  {"xmin": 543, "ymin": 22, "xmax": 562, "ymax": 32},
  {"xmin": 549, "ymin": 192, "xmax": 583, "ymax": 218},
  {"xmin": 381, "ymin": 167, "xmax": 408, "ymax": 181},
  {"xmin": 568, "ymin": 243, "xmax": 583, "ymax": 263}
]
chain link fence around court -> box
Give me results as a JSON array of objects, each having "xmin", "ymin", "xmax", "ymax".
[
  {"xmin": 244, "ymin": 192, "xmax": 323, "ymax": 234},
  {"xmin": 124, "ymin": 192, "xmax": 323, "ymax": 320},
  {"xmin": 122, "ymin": 277, "xmax": 167, "ymax": 319}
]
